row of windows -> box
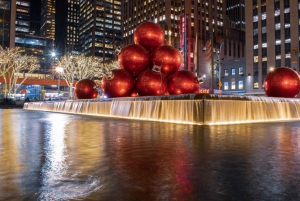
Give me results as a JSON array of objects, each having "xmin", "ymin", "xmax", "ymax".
[
  {"xmin": 224, "ymin": 67, "xmax": 244, "ymax": 76},
  {"xmin": 223, "ymin": 80, "xmax": 243, "ymax": 90}
]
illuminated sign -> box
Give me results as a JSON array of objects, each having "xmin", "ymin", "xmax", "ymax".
[{"xmin": 199, "ymin": 89, "xmax": 210, "ymax": 94}]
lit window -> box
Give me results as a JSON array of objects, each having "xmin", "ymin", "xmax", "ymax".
[
  {"xmin": 286, "ymin": 53, "xmax": 291, "ymax": 58},
  {"xmin": 262, "ymin": 26, "xmax": 267, "ymax": 33},
  {"xmin": 231, "ymin": 80, "xmax": 236, "ymax": 90},
  {"xmin": 276, "ymin": 40, "xmax": 281, "ymax": 45},
  {"xmin": 224, "ymin": 82, "xmax": 228, "ymax": 90},
  {"xmin": 232, "ymin": 68, "xmax": 235, "ymax": 75},
  {"xmin": 275, "ymin": 9, "xmax": 280, "ymax": 16},
  {"xmin": 275, "ymin": 23, "xmax": 280, "ymax": 30},
  {"xmin": 239, "ymin": 67, "xmax": 243, "ymax": 75},
  {"xmin": 254, "ymin": 82, "xmax": 259, "ymax": 89},
  {"xmin": 261, "ymin": 13, "xmax": 266, "ymax": 20},
  {"xmin": 284, "ymin": 8, "xmax": 290, "ymax": 13},
  {"xmin": 254, "ymin": 44, "xmax": 258, "ymax": 49},
  {"xmin": 276, "ymin": 55, "xmax": 281, "ymax": 60},
  {"xmin": 262, "ymin": 57, "xmax": 267, "ymax": 61},
  {"xmin": 224, "ymin": 69, "xmax": 228, "ymax": 76},
  {"xmin": 253, "ymin": 29, "xmax": 258, "ymax": 35},
  {"xmin": 262, "ymin": 43, "xmax": 267, "ymax": 48},
  {"xmin": 285, "ymin": 39, "xmax": 291, "ymax": 43},
  {"xmin": 285, "ymin": 24, "xmax": 290, "ymax": 28},
  {"xmin": 254, "ymin": 56, "xmax": 258, "ymax": 63},
  {"xmin": 238, "ymin": 81, "xmax": 243, "ymax": 89},
  {"xmin": 253, "ymin": 15, "xmax": 258, "ymax": 22}
]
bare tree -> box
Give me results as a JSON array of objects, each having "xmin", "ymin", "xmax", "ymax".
[
  {"xmin": 55, "ymin": 54, "xmax": 102, "ymax": 99},
  {"xmin": 0, "ymin": 47, "xmax": 39, "ymax": 98}
]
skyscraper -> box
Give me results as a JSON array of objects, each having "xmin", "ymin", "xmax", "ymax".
[
  {"xmin": 79, "ymin": 0, "xmax": 122, "ymax": 61},
  {"xmin": 0, "ymin": 0, "xmax": 12, "ymax": 48},
  {"xmin": 55, "ymin": 0, "xmax": 80, "ymax": 55},
  {"xmin": 41, "ymin": 0, "xmax": 55, "ymax": 40},
  {"xmin": 245, "ymin": 0, "xmax": 300, "ymax": 94}
]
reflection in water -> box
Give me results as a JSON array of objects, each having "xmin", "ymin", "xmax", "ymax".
[
  {"xmin": 38, "ymin": 113, "xmax": 101, "ymax": 200},
  {"xmin": 0, "ymin": 110, "xmax": 300, "ymax": 200}
]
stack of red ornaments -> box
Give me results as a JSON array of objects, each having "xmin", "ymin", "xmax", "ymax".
[{"xmin": 103, "ymin": 21, "xmax": 200, "ymax": 98}]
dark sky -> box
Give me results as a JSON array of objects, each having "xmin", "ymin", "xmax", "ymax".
[{"xmin": 30, "ymin": 0, "xmax": 41, "ymax": 22}]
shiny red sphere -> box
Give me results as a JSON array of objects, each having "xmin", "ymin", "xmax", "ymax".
[
  {"xmin": 168, "ymin": 70, "xmax": 200, "ymax": 95},
  {"xmin": 134, "ymin": 21, "xmax": 164, "ymax": 53},
  {"xmin": 131, "ymin": 89, "xmax": 139, "ymax": 97},
  {"xmin": 264, "ymin": 67, "xmax": 300, "ymax": 98},
  {"xmin": 74, "ymin": 79, "xmax": 98, "ymax": 99},
  {"xmin": 151, "ymin": 45, "xmax": 181, "ymax": 76},
  {"xmin": 135, "ymin": 69, "xmax": 167, "ymax": 96},
  {"xmin": 104, "ymin": 69, "xmax": 135, "ymax": 98},
  {"xmin": 118, "ymin": 44, "xmax": 150, "ymax": 76}
]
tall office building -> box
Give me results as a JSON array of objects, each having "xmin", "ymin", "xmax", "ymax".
[
  {"xmin": 122, "ymin": 0, "xmax": 244, "ymax": 86},
  {"xmin": 226, "ymin": 0, "xmax": 245, "ymax": 30},
  {"xmin": 0, "ymin": 0, "xmax": 13, "ymax": 48},
  {"xmin": 245, "ymin": 0, "xmax": 300, "ymax": 94},
  {"xmin": 41, "ymin": 0, "xmax": 55, "ymax": 40},
  {"xmin": 79, "ymin": 0, "xmax": 122, "ymax": 61},
  {"xmin": 55, "ymin": 0, "xmax": 80, "ymax": 55}
]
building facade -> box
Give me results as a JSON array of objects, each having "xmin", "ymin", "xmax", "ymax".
[
  {"xmin": 122, "ymin": 0, "xmax": 245, "ymax": 91},
  {"xmin": 40, "ymin": 0, "xmax": 55, "ymax": 40},
  {"xmin": 79, "ymin": 0, "xmax": 122, "ymax": 61},
  {"xmin": 245, "ymin": 0, "xmax": 300, "ymax": 94},
  {"xmin": 0, "ymin": 0, "xmax": 12, "ymax": 48}
]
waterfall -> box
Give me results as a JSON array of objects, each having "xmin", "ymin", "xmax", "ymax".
[{"xmin": 23, "ymin": 95, "xmax": 300, "ymax": 125}]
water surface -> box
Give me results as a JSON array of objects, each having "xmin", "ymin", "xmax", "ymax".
[{"xmin": 0, "ymin": 109, "xmax": 300, "ymax": 200}]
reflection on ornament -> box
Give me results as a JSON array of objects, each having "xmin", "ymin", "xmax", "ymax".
[
  {"xmin": 118, "ymin": 44, "xmax": 150, "ymax": 76},
  {"xmin": 168, "ymin": 70, "xmax": 200, "ymax": 95},
  {"xmin": 131, "ymin": 89, "xmax": 139, "ymax": 97},
  {"xmin": 264, "ymin": 67, "xmax": 300, "ymax": 98},
  {"xmin": 74, "ymin": 79, "xmax": 98, "ymax": 99},
  {"xmin": 135, "ymin": 69, "xmax": 167, "ymax": 96},
  {"xmin": 104, "ymin": 69, "xmax": 134, "ymax": 98},
  {"xmin": 134, "ymin": 21, "xmax": 164, "ymax": 53},
  {"xmin": 151, "ymin": 45, "xmax": 181, "ymax": 76}
]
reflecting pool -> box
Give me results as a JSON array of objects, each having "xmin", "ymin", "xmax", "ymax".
[{"xmin": 0, "ymin": 109, "xmax": 300, "ymax": 200}]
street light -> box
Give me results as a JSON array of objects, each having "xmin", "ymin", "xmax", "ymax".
[{"xmin": 56, "ymin": 67, "xmax": 63, "ymax": 98}]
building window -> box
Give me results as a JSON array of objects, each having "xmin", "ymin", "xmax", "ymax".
[
  {"xmin": 238, "ymin": 81, "xmax": 243, "ymax": 89},
  {"xmin": 232, "ymin": 68, "xmax": 235, "ymax": 75},
  {"xmin": 254, "ymin": 82, "xmax": 259, "ymax": 89},
  {"xmin": 239, "ymin": 67, "xmax": 243, "ymax": 75},
  {"xmin": 224, "ymin": 69, "xmax": 228, "ymax": 76},
  {"xmin": 231, "ymin": 78, "xmax": 236, "ymax": 90},
  {"xmin": 254, "ymin": 56, "xmax": 259, "ymax": 63},
  {"xmin": 224, "ymin": 82, "xmax": 228, "ymax": 90}
]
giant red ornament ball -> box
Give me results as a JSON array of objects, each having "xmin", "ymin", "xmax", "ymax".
[
  {"xmin": 104, "ymin": 69, "xmax": 135, "ymax": 98},
  {"xmin": 74, "ymin": 79, "xmax": 98, "ymax": 99},
  {"xmin": 151, "ymin": 45, "xmax": 181, "ymax": 76},
  {"xmin": 134, "ymin": 21, "xmax": 164, "ymax": 53},
  {"xmin": 118, "ymin": 44, "xmax": 150, "ymax": 76},
  {"xmin": 264, "ymin": 67, "xmax": 300, "ymax": 98},
  {"xmin": 135, "ymin": 69, "xmax": 167, "ymax": 96},
  {"xmin": 168, "ymin": 70, "xmax": 200, "ymax": 95}
]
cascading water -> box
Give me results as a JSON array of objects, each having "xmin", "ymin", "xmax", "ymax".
[{"xmin": 23, "ymin": 94, "xmax": 300, "ymax": 125}]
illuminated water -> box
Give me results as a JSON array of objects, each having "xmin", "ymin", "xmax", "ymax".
[
  {"xmin": 24, "ymin": 95, "xmax": 300, "ymax": 124},
  {"xmin": 1, "ymin": 109, "xmax": 300, "ymax": 200}
]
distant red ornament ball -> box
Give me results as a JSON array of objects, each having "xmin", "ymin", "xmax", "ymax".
[
  {"xmin": 104, "ymin": 69, "xmax": 135, "ymax": 98},
  {"xmin": 151, "ymin": 45, "xmax": 181, "ymax": 76},
  {"xmin": 74, "ymin": 79, "xmax": 98, "ymax": 99},
  {"xmin": 118, "ymin": 44, "xmax": 150, "ymax": 76},
  {"xmin": 135, "ymin": 69, "xmax": 167, "ymax": 96},
  {"xmin": 134, "ymin": 21, "xmax": 164, "ymax": 53},
  {"xmin": 168, "ymin": 70, "xmax": 200, "ymax": 95},
  {"xmin": 264, "ymin": 67, "xmax": 300, "ymax": 98}
]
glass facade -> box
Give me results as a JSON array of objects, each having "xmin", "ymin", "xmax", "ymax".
[{"xmin": 41, "ymin": 0, "xmax": 55, "ymax": 40}]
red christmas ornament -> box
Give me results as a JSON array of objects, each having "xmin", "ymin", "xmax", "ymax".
[
  {"xmin": 134, "ymin": 21, "xmax": 164, "ymax": 53},
  {"xmin": 104, "ymin": 69, "xmax": 135, "ymax": 98},
  {"xmin": 118, "ymin": 44, "xmax": 150, "ymax": 76},
  {"xmin": 151, "ymin": 45, "xmax": 181, "ymax": 76},
  {"xmin": 131, "ymin": 89, "xmax": 139, "ymax": 97},
  {"xmin": 168, "ymin": 70, "xmax": 200, "ymax": 95},
  {"xmin": 264, "ymin": 67, "xmax": 300, "ymax": 98},
  {"xmin": 74, "ymin": 79, "xmax": 98, "ymax": 99},
  {"xmin": 135, "ymin": 69, "xmax": 167, "ymax": 96}
]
